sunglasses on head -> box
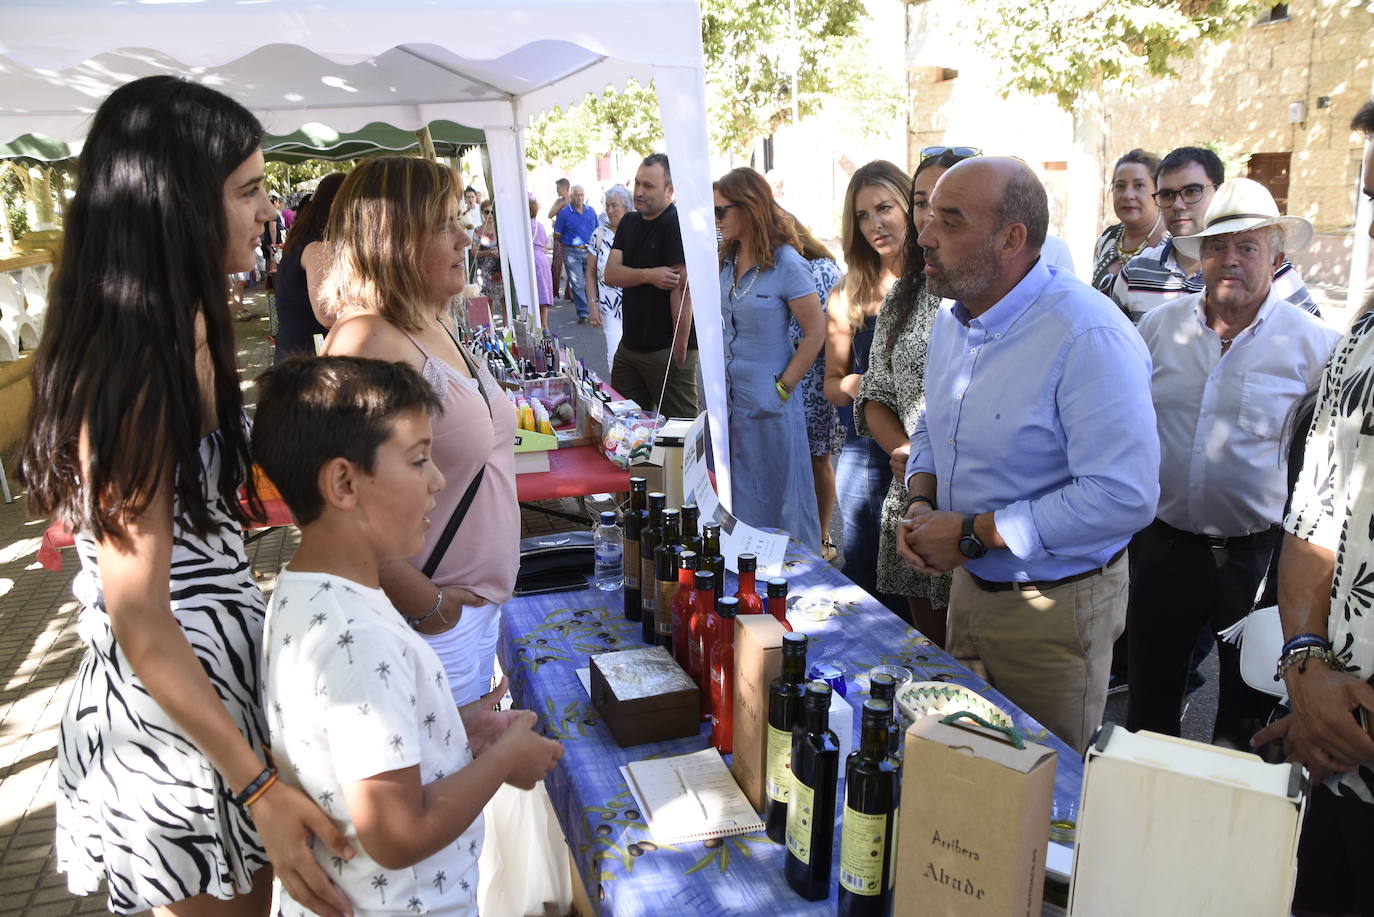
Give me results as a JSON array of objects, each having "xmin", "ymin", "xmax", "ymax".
[{"xmin": 921, "ymin": 145, "xmax": 982, "ymax": 160}]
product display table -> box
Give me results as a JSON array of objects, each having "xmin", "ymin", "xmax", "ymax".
[{"xmin": 497, "ymin": 539, "xmax": 1083, "ymax": 916}]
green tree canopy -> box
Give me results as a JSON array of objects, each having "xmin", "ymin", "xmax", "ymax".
[
  {"xmin": 971, "ymin": 0, "xmax": 1265, "ymax": 110},
  {"xmin": 524, "ymin": 0, "xmax": 868, "ymax": 167}
]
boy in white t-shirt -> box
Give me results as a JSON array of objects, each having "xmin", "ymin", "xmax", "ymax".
[{"xmin": 252, "ymin": 356, "xmax": 563, "ymax": 916}]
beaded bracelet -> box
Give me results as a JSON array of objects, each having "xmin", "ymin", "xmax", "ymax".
[
  {"xmin": 905, "ymin": 494, "xmax": 935, "ymax": 513},
  {"xmin": 406, "ymin": 588, "xmax": 447, "ymax": 631},
  {"xmin": 1275, "ymin": 645, "xmax": 1343, "ymax": 682}
]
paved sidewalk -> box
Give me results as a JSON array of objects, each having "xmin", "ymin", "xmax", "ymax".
[{"xmin": 0, "ymin": 294, "xmax": 599, "ymax": 915}]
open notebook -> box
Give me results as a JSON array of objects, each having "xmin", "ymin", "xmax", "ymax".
[{"xmin": 619, "ymin": 748, "xmax": 766, "ymax": 845}]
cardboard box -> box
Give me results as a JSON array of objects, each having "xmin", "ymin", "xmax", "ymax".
[
  {"xmin": 589, "ymin": 646, "xmax": 699, "ymax": 748},
  {"xmin": 1068, "ymin": 724, "xmax": 1305, "ymax": 917},
  {"xmin": 730, "ymin": 614, "xmax": 787, "ymax": 811},
  {"xmin": 894, "ymin": 715, "xmax": 1056, "ymax": 917}
]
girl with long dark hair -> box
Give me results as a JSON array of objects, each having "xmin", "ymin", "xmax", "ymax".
[
  {"xmin": 273, "ymin": 171, "xmax": 346, "ymax": 362},
  {"xmin": 22, "ymin": 76, "xmax": 351, "ymax": 917}
]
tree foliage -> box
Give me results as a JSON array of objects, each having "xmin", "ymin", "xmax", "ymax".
[
  {"xmin": 971, "ymin": 0, "xmax": 1265, "ymax": 110},
  {"xmin": 523, "ymin": 0, "xmax": 868, "ymax": 167}
]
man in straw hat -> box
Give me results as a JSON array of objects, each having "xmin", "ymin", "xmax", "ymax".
[
  {"xmin": 1111, "ymin": 146, "xmax": 1319, "ymax": 324},
  {"xmin": 1126, "ymin": 177, "xmax": 1340, "ymax": 748},
  {"xmin": 1252, "ymin": 100, "xmax": 1374, "ymax": 917}
]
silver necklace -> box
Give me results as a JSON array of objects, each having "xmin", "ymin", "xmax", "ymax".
[{"xmin": 729, "ymin": 262, "xmax": 761, "ymax": 300}]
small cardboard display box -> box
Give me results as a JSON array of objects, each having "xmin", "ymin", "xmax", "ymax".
[
  {"xmin": 1068, "ymin": 723, "xmax": 1306, "ymax": 917},
  {"xmin": 894, "ymin": 714, "xmax": 1056, "ymax": 917},
  {"xmin": 730, "ymin": 615, "xmax": 788, "ymax": 811},
  {"xmin": 589, "ymin": 646, "xmax": 699, "ymax": 748}
]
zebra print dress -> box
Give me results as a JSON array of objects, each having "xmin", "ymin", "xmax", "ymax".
[{"xmin": 55, "ymin": 430, "xmax": 270, "ymax": 913}]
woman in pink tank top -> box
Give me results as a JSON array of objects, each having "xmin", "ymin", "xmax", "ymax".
[{"xmin": 320, "ymin": 157, "xmax": 520, "ymax": 706}]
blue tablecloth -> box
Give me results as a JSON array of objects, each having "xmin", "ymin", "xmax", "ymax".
[{"xmin": 497, "ymin": 544, "xmax": 1082, "ymax": 916}]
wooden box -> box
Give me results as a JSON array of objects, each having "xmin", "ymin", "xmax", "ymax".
[
  {"xmin": 1068, "ymin": 724, "xmax": 1306, "ymax": 916},
  {"xmin": 590, "ymin": 646, "xmax": 700, "ymax": 748},
  {"xmin": 730, "ymin": 614, "xmax": 787, "ymax": 811},
  {"xmin": 895, "ymin": 714, "xmax": 1056, "ymax": 917}
]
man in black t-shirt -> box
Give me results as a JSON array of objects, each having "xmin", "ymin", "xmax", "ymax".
[{"xmin": 604, "ymin": 153, "xmax": 699, "ymax": 418}]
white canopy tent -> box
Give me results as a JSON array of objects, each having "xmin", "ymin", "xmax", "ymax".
[{"xmin": 0, "ymin": 0, "xmax": 734, "ymax": 507}]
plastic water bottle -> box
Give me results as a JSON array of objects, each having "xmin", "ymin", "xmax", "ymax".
[{"xmin": 594, "ymin": 511, "xmax": 624, "ymax": 591}]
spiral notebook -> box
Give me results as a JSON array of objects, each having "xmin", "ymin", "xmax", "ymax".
[{"xmin": 619, "ymin": 748, "xmax": 766, "ymax": 845}]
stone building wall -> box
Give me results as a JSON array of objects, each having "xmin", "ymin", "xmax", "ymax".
[{"xmin": 904, "ymin": 0, "xmax": 1374, "ymax": 286}]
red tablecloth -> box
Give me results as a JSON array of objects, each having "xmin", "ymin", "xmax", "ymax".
[
  {"xmin": 38, "ymin": 445, "xmax": 628, "ymax": 571},
  {"xmin": 514, "ymin": 443, "xmax": 629, "ymax": 502}
]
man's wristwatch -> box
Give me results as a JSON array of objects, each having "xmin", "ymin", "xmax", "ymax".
[{"xmin": 958, "ymin": 513, "xmax": 987, "ymax": 559}]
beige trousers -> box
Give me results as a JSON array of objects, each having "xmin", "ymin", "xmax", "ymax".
[{"xmin": 946, "ymin": 555, "xmax": 1128, "ymax": 753}]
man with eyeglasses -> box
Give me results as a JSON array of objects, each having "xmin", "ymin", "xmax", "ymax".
[{"xmin": 1111, "ymin": 146, "xmax": 1317, "ymax": 323}]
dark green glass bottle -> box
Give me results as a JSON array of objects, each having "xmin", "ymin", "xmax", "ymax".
[
  {"xmin": 765, "ymin": 632, "xmax": 808, "ymax": 842},
  {"xmin": 784, "ymin": 681, "xmax": 840, "ymax": 901},
  {"xmin": 837, "ymin": 699, "xmax": 901, "ymax": 916},
  {"xmin": 622, "ymin": 478, "xmax": 648, "ymax": 622},
  {"xmin": 868, "ymin": 673, "xmax": 903, "ymax": 762},
  {"xmin": 699, "ymin": 521, "xmax": 725, "ymax": 585},
  {"xmin": 680, "ymin": 502, "xmax": 703, "ymax": 557},
  {"xmin": 639, "ymin": 492, "xmax": 667, "ymax": 636},
  {"xmin": 650, "ymin": 509, "xmax": 682, "ymax": 649}
]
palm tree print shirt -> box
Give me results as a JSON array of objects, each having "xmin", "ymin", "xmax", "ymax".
[{"xmin": 264, "ymin": 570, "xmax": 482, "ymax": 915}]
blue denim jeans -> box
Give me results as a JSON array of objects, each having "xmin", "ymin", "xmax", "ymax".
[{"xmin": 562, "ymin": 245, "xmax": 589, "ymax": 318}]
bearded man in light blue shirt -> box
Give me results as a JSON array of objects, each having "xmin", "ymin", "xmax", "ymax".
[{"xmin": 896, "ymin": 157, "xmax": 1160, "ymax": 752}]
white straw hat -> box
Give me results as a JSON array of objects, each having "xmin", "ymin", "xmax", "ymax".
[{"xmin": 1172, "ymin": 177, "xmax": 1312, "ymax": 259}]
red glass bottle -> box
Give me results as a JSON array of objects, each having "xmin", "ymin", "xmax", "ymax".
[
  {"xmin": 710, "ymin": 596, "xmax": 740, "ymax": 754},
  {"xmin": 766, "ymin": 577, "xmax": 793, "ymax": 631},
  {"xmin": 686, "ymin": 570, "xmax": 717, "ymax": 687},
  {"xmin": 697, "ymin": 578, "xmax": 725, "ymax": 720},
  {"xmin": 671, "ymin": 551, "xmax": 699, "ymax": 672},
  {"xmin": 736, "ymin": 553, "xmax": 765, "ymax": 614}
]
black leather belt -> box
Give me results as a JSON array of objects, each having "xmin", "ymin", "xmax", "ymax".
[
  {"xmin": 967, "ymin": 547, "xmax": 1127, "ymax": 593},
  {"xmin": 1157, "ymin": 520, "xmax": 1280, "ymax": 549}
]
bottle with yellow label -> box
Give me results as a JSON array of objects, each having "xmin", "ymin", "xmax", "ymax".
[
  {"xmin": 784, "ymin": 681, "xmax": 839, "ymax": 901},
  {"xmin": 652, "ymin": 509, "xmax": 682, "ymax": 651},
  {"xmin": 765, "ymin": 632, "xmax": 808, "ymax": 842},
  {"xmin": 838, "ymin": 699, "xmax": 901, "ymax": 915}
]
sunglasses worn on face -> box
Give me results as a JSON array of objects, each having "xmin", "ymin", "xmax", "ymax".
[
  {"xmin": 1152, "ymin": 183, "xmax": 1216, "ymax": 206},
  {"xmin": 714, "ymin": 204, "xmax": 737, "ymax": 221},
  {"xmin": 921, "ymin": 145, "xmax": 982, "ymax": 159}
]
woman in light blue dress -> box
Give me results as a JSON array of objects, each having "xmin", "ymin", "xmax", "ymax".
[{"xmin": 713, "ymin": 167, "xmax": 826, "ymax": 553}]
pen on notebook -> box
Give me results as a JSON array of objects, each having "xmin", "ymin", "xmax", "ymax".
[{"xmin": 675, "ymin": 768, "xmax": 708, "ymax": 820}]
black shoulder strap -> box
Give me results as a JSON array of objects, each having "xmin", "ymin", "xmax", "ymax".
[
  {"xmin": 421, "ymin": 316, "xmax": 496, "ymax": 577},
  {"xmin": 422, "ymin": 466, "xmax": 485, "ymax": 578}
]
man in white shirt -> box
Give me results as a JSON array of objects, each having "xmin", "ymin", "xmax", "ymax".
[
  {"xmin": 1128, "ymin": 178, "xmax": 1340, "ymax": 747},
  {"xmin": 1111, "ymin": 146, "xmax": 1318, "ymax": 323}
]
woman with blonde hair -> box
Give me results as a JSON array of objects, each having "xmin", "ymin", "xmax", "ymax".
[
  {"xmin": 823, "ymin": 160, "xmax": 912, "ymax": 614},
  {"xmin": 852, "ymin": 149, "xmax": 969, "ymax": 641},
  {"xmin": 320, "ymin": 156, "xmax": 519, "ymax": 708},
  {"xmin": 714, "ymin": 167, "xmax": 826, "ymax": 552}
]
